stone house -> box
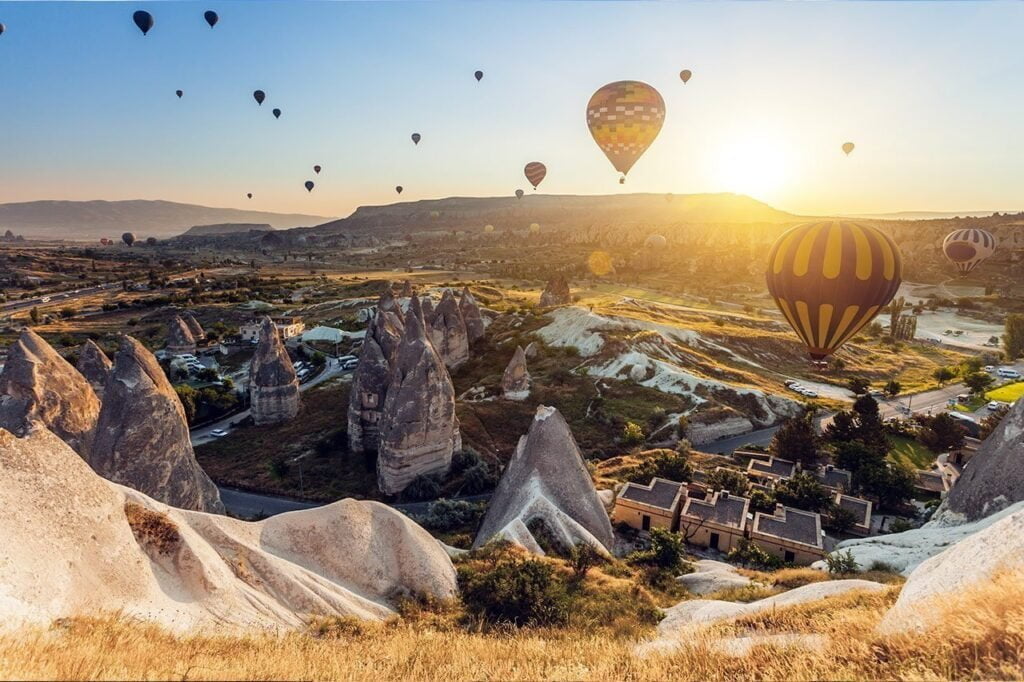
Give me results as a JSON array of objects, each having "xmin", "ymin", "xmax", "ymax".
[
  {"xmin": 749, "ymin": 504, "xmax": 825, "ymax": 564},
  {"xmin": 813, "ymin": 464, "xmax": 853, "ymax": 492},
  {"xmin": 611, "ymin": 478, "xmax": 687, "ymax": 532},
  {"xmin": 678, "ymin": 490, "xmax": 750, "ymax": 554},
  {"xmin": 746, "ymin": 455, "xmax": 796, "ymax": 484},
  {"xmin": 834, "ymin": 492, "xmax": 873, "ymax": 537},
  {"xmin": 240, "ymin": 316, "xmax": 305, "ymax": 343}
]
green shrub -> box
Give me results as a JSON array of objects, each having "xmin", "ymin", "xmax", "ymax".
[
  {"xmin": 403, "ymin": 474, "xmax": 442, "ymax": 501},
  {"xmin": 727, "ymin": 539, "xmax": 784, "ymax": 570},
  {"xmin": 826, "ymin": 549, "xmax": 859, "ymax": 575},
  {"xmin": 622, "ymin": 421, "xmax": 645, "ymax": 446},
  {"xmin": 458, "ymin": 557, "xmax": 570, "ymax": 627},
  {"xmin": 461, "ymin": 462, "xmax": 497, "ymax": 494},
  {"xmin": 420, "ymin": 498, "xmax": 487, "ymax": 532},
  {"xmin": 628, "ymin": 528, "xmax": 686, "ymax": 573}
]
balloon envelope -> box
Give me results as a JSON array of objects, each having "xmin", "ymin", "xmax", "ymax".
[
  {"xmin": 587, "ymin": 81, "xmax": 665, "ymax": 177},
  {"xmin": 515, "ymin": 189, "xmax": 524, "ymax": 199},
  {"xmin": 942, "ymin": 228, "xmax": 997, "ymax": 276},
  {"xmin": 247, "ymin": 193, "xmax": 252, "ymax": 199},
  {"xmin": 253, "ymin": 90, "xmax": 265, "ymax": 105},
  {"xmin": 395, "ymin": 186, "xmax": 403, "ymax": 194},
  {"xmin": 304, "ymin": 181, "xmax": 314, "ymax": 192},
  {"xmin": 842, "ymin": 142, "xmax": 855, "ymax": 155},
  {"xmin": 175, "ymin": 90, "xmax": 183, "ymax": 98},
  {"xmin": 645, "ymin": 234, "xmax": 667, "ymax": 248},
  {"xmin": 0, "ymin": 23, "xmax": 6, "ymax": 36},
  {"xmin": 484, "ymin": 224, "xmax": 495, "ymax": 233},
  {"xmin": 529, "ymin": 223, "xmax": 540, "ymax": 234},
  {"xmin": 272, "ymin": 108, "xmax": 281, "ymax": 119},
  {"xmin": 524, "ymin": 162, "xmax": 547, "ymax": 189},
  {"xmin": 411, "ymin": 133, "xmax": 421, "ymax": 145},
  {"xmin": 474, "ymin": 70, "xmax": 483, "ymax": 81},
  {"xmin": 679, "ymin": 69, "xmax": 692, "ymax": 83},
  {"xmin": 766, "ymin": 221, "xmax": 902, "ymax": 361},
  {"xmin": 133, "ymin": 11, "xmax": 154, "ymax": 35},
  {"xmin": 121, "ymin": 232, "xmax": 136, "ymax": 246},
  {"xmin": 313, "ymin": 165, "xmax": 321, "ymax": 174},
  {"xmin": 204, "ymin": 10, "xmax": 218, "ymax": 27}
]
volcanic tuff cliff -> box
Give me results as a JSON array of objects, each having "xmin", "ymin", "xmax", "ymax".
[
  {"xmin": 75, "ymin": 339, "xmax": 112, "ymax": 399},
  {"xmin": 165, "ymin": 315, "xmax": 196, "ymax": 353},
  {"xmin": 501, "ymin": 345, "xmax": 531, "ymax": 401},
  {"xmin": 459, "ymin": 287, "xmax": 486, "ymax": 345},
  {"xmin": 430, "ymin": 289, "xmax": 470, "ymax": 369},
  {"xmin": 183, "ymin": 312, "xmax": 205, "ymax": 341},
  {"xmin": 348, "ymin": 293, "xmax": 405, "ymax": 454},
  {"xmin": 249, "ymin": 317, "xmax": 301, "ymax": 426},
  {"xmin": 539, "ymin": 275, "xmax": 572, "ymax": 307},
  {"xmin": 87, "ymin": 336, "xmax": 223, "ymax": 513},
  {"xmin": 0, "ymin": 329, "xmax": 100, "ymax": 454}
]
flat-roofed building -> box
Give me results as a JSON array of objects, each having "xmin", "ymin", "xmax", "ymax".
[
  {"xmin": 678, "ymin": 490, "xmax": 749, "ymax": 553},
  {"xmin": 240, "ymin": 316, "xmax": 306, "ymax": 343},
  {"xmin": 612, "ymin": 478, "xmax": 686, "ymax": 532},
  {"xmin": 750, "ymin": 504, "xmax": 825, "ymax": 565},
  {"xmin": 813, "ymin": 464, "xmax": 852, "ymax": 492},
  {"xmin": 746, "ymin": 455, "xmax": 796, "ymax": 483},
  {"xmin": 834, "ymin": 492, "xmax": 872, "ymax": 537}
]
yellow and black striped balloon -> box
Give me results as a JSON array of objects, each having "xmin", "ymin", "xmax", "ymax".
[{"xmin": 766, "ymin": 221, "xmax": 902, "ymax": 361}]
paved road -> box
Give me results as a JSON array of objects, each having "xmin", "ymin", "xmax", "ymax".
[{"xmin": 0, "ymin": 283, "xmax": 117, "ymax": 314}]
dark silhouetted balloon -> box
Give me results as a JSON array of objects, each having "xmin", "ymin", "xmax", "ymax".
[
  {"xmin": 395, "ymin": 186, "xmax": 403, "ymax": 194},
  {"xmin": 313, "ymin": 165, "xmax": 321, "ymax": 174},
  {"xmin": 0, "ymin": 23, "xmax": 6, "ymax": 37},
  {"xmin": 588, "ymin": 81, "xmax": 665, "ymax": 178},
  {"xmin": 766, "ymin": 220, "xmax": 902, "ymax": 362},
  {"xmin": 253, "ymin": 90, "xmax": 265, "ymax": 106},
  {"xmin": 474, "ymin": 70, "xmax": 483, "ymax": 82},
  {"xmin": 411, "ymin": 133, "xmax": 421, "ymax": 145},
  {"xmin": 942, "ymin": 228, "xmax": 997, "ymax": 276},
  {"xmin": 133, "ymin": 11, "xmax": 154, "ymax": 35},
  {"xmin": 203, "ymin": 10, "xmax": 218, "ymax": 28},
  {"xmin": 842, "ymin": 142, "xmax": 855, "ymax": 155},
  {"xmin": 175, "ymin": 89, "xmax": 183, "ymax": 98},
  {"xmin": 272, "ymin": 108, "xmax": 281, "ymax": 119},
  {"xmin": 247, "ymin": 193, "xmax": 252, "ymax": 199},
  {"xmin": 145, "ymin": 237, "xmax": 158, "ymax": 246},
  {"xmin": 515, "ymin": 189, "xmax": 524, "ymax": 199},
  {"xmin": 524, "ymin": 162, "xmax": 547, "ymax": 189},
  {"xmin": 121, "ymin": 232, "xmax": 136, "ymax": 247},
  {"xmin": 679, "ymin": 69, "xmax": 692, "ymax": 84},
  {"xmin": 304, "ymin": 180, "xmax": 314, "ymax": 192}
]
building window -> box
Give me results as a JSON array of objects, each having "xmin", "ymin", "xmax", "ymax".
[{"xmin": 641, "ymin": 514, "xmax": 651, "ymax": 531}]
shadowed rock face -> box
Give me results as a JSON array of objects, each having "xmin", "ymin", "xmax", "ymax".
[
  {"xmin": 0, "ymin": 329, "xmax": 100, "ymax": 454},
  {"xmin": 459, "ymin": 287, "xmax": 485, "ymax": 344},
  {"xmin": 539, "ymin": 276, "xmax": 571, "ymax": 307},
  {"xmin": 347, "ymin": 296, "xmax": 405, "ymax": 454},
  {"xmin": 75, "ymin": 340, "xmax": 113, "ymax": 399},
  {"xmin": 165, "ymin": 315, "xmax": 196, "ymax": 353},
  {"xmin": 88, "ymin": 336, "xmax": 223, "ymax": 513},
  {"xmin": 473, "ymin": 405, "xmax": 614, "ymax": 555},
  {"xmin": 250, "ymin": 317, "xmax": 300, "ymax": 426},
  {"xmin": 378, "ymin": 287, "xmax": 403, "ymax": 322},
  {"xmin": 400, "ymin": 280, "xmax": 414, "ymax": 298},
  {"xmin": 377, "ymin": 296, "xmax": 460, "ymax": 495},
  {"xmin": 421, "ymin": 297, "xmax": 435, "ymax": 325},
  {"xmin": 183, "ymin": 312, "xmax": 205, "ymax": 341},
  {"xmin": 501, "ymin": 345, "xmax": 531, "ymax": 401},
  {"xmin": 429, "ymin": 289, "xmax": 469, "ymax": 369}
]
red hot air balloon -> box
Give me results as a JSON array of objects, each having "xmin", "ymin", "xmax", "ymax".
[
  {"xmin": 304, "ymin": 181, "xmax": 314, "ymax": 192},
  {"xmin": 272, "ymin": 108, "xmax": 281, "ymax": 119},
  {"xmin": 395, "ymin": 186, "xmax": 403, "ymax": 194},
  {"xmin": 253, "ymin": 90, "xmax": 265, "ymax": 106},
  {"xmin": 133, "ymin": 11, "xmax": 154, "ymax": 35},
  {"xmin": 474, "ymin": 70, "xmax": 483, "ymax": 82},
  {"xmin": 524, "ymin": 162, "xmax": 547, "ymax": 189},
  {"xmin": 411, "ymin": 133, "xmax": 421, "ymax": 145},
  {"xmin": 175, "ymin": 90, "xmax": 183, "ymax": 98},
  {"xmin": 313, "ymin": 165, "xmax": 321, "ymax": 174},
  {"xmin": 203, "ymin": 10, "xmax": 218, "ymax": 28}
]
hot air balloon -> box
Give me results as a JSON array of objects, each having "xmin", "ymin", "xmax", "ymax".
[
  {"xmin": 942, "ymin": 228, "xmax": 997, "ymax": 276},
  {"xmin": 411, "ymin": 133, "xmax": 421, "ymax": 145},
  {"xmin": 529, "ymin": 223, "xmax": 541, "ymax": 234},
  {"xmin": 0, "ymin": 23, "xmax": 6, "ymax": 36},
  {"xmin": 515, "ymin": 189, "xmax": 524, "ymax": 199},
  {"xmin": 121, "ymin": 232, "xmax": 136, "ymax": 247},
  {"xmin": 247, "ymin": 193, "xmax": 252, "ymax": 199},
  {"xmin": 679, "ymin": 69, "xmax": 692, "ymax": 84},
  {"xmin": 474, "ymin": 70, "xmax": 483, "ymax": 82},
  {"xmin": 175, "ymin": 90, "xmax": 183, "ymax": 98},
  {"xmin": 395, "ymin": 186, "xmax": 403, "ymax": 194},
  {"xmin": 203, "ymin": 10, "xmax": 218, "ymax": 28},
  {"xmin": 430, "ymin": 210, "xmax": 440, "ymax": 219},
  {"xmin": 304, "ymin": 181, "xmax": 314, "ymax": 192},
  {"xmin": 587, "ymin": 81, "xmax": 665, "ymax": 181},
  {"xmin": 842, "ymin": 142, "xmax": 855, "ymax": 155},
  {"xmin": 766, "ymin": 221, "xmax": 902, "ymax": 362},
  {"xmin": 272, "ymin": 108, "xmax": 281, "ymax": 119},
  {"xmin": 524, "ymin": 162, "xmax": 547, "ymax": 190},
  {"xmin": 313, "ymin": 165, "xmax": 321, "ymax": 174},
  {"xmin": 253, "ymin": 90, "xmax": 265, "ymax": 106},
  {"xmin": 645, "ymin": 234, "xmax": 667, "ymax": 248},
  {"xmin": 133, "ymin": 11, "xmax": 154, "ymax": 35},
  {"xmin": 484, "ymin": 224, "xmax": 495, "ymax": 233}
]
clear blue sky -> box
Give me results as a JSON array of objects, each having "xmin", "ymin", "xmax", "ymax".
[{"xmin": 0, "ymin": 1, "xmax": 1021, "ymax": 218}]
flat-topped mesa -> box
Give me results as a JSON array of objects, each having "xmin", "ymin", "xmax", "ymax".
[
  {"xmin": 87, "ymin": 335, "xmax": 223, "ymax": 513},
  {"xmin": 165, "ymin": 315, "xmax": 196, "ymax": 354},
  {"xmin": 76, "ymin": 340, "xmax": 113, "ymax": 399},
  {"xmin": 429, "ymin": 289, "xmax": 470, "ymax": 369},
  {"xmin": 249, "ymin": 317, "xmax": 300, "ymax": 426},
  {"xmin": 501, "ymin": 346, "xmax": 531, "ymax": 401},
  {"xmin": 377, "ymin": 296, "xmax": 460, "ymax": 495},
  {"xmin": 539, "ymin": 275, "xmax": 572, "ymax": 307},
  {"xmin": 0, "ymin": 329, "xmax": 100, "ymax": 454},
  {"xmin": 473, "ymin": 405, "xmax": 614, "ymax": 556},
  {"xmin": 347, "ymin": 302, "xmax": 405, "ymax": 454},
  {"xmin": 183, "ymin": 312, "xmax": 205, "ymax": 341},
  {"xmin": 459, "ymin": 287, "xmax": 486, "ymax": 345}
]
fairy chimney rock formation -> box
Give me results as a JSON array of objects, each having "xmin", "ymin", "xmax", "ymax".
[
  {"xmin": 473, "ymin": 405, "xmax": 614, "ymax": 556},
  {"xmin": 183, "ymin": 312, "xmax": 205, "ymax": 341},
  {"xmin": 539, "ymin": 276, "xmax": 571, "ymax": 307},
  {"xmin": 377, "ymin": 296, "xmax": 460, "ymax": 495},
  {"xmin": 459, "ymin": 287, "xmax": 486, "ymax": 344},
  {"xmin": 400, "ymin": 280, "xmax": 414, "ymax": 298},
  {"xmin": 378, "ymin": 286, "xmax": 403, "ymax": 322},
  {"xmin": 430, "ymin": 289, "xmax": 470, "ymax": 369},
  {"xmin": 421, "ymin": 297, "xmax": 435, "ymax": 324},
  {"xmin": 348, "ymin": 296, "xmax": 405, "ymax": 454},
  {"xmin": 249, "ymin": 317, "xmax": 301, "ymax": 426},
  {"xmin": 87, "ymin": 335, "xmax": 224, "ymax": 513},
  {"xmin": 501, "ymin": 346, "xmax": 531, "ymax": 401},
  {"xmin": 76, "ymin": 340, "xmax": 113, "ymax": 399},
  {"xmin": 0, "ymin": 329, "xmax": 100, "ymax": 454},
  {"xmin": 165, "ymin": 315, "xmax": 196, "ymax": 354}
]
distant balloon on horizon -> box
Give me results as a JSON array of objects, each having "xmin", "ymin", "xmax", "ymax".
[
  {"xmin": 132, "ymin": 10, "xmax": 154, "ymax": 35},
  {"xmin": 0, "ymin": 23, "xmax": 6, "ymax": 37},
  {"xmin": 524, "ymin": 162, "xmax": 547, "ymax": 189},
  {"xmin": 272, "ymin": 108, "xmax": 281, "ymax": 119},
  {"xmin": 679, "ymin": 69, "xmax": 692, "ymax": 84},
  {"xmin": 411, "ymin": 133, "xmax": 421, "ymax": 145},
  {"xmin": 304, "ymin": 180, "xmax": 314, "ymax": 192},
  {"xmin": 395, "ymin": 185, "xmax": 403, "ymax": 194},
  {"xmin": 474, "ymin": 70, "xmax": 483, "ymax": 82},
  {"xmin": 842, "ymin": 142, "xmax": 855, "ymax": 155},
  {"xmin": 247, "ymin": 193, "xmax": 252, "ymax": 199},
  {"xmin": 313, "ymin": 165, "xmax": 321, "ymax": 174},
  {"xmin": 175, "ymin": 89, "xmax": 183, "ymax": 98},
  {"xmin": 121, "ymin": 232, "xmax": 136, "ymax": 247},
  {"xmin": 253, "ymin": 90, "xmax": 266, "ymax": 106},
  {"xmin": 203, "ymin": 10, "xmax": 218, "ymax": 28},
  {"xmin": 515, "ymin": 189, "xmax": 524, "ymax": 199}
]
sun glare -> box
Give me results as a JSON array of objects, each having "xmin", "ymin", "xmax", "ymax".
[{"xmin": 712, "ymin": 137, "xmax": 791, "ymax": 201}]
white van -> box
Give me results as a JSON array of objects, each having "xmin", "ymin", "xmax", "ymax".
[{"xmin": 997, "ymin": 367, "xmax": 1021, "ymax": 379}]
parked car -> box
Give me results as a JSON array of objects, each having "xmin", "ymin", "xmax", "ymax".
[
  {"xmin": 987, "ymin": 401, "xmax": 1004, "ymax": 411},
  {"xmin": 210, "ymin": 428, "xmax": 229, "ymax": 438},
  {"xmin": 956, "ymin": 394, "xmax": 972, "ymax": 404},
  {"xmin": 984, "ymin": 365, "xmax": 996, "ymax": 372},
  {"xmin": 342, "ymin": 358, "xmax": 359, "ymax": 370},
  {"xmin": 800, "ymin": 388, "xmax": 818, "ymax": 398}
]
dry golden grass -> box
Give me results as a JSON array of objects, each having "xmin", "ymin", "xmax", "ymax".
[{"xmin": 2, "ymin": 572, "xmax": 1023, "ymax": 681}]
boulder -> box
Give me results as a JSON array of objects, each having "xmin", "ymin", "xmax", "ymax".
[
  {"xmin": 459, "ymin": 287, "xmax": 486, "ymax": 344},
  {"xmin": 0, "ymin": 427, "xmax": 458, "ymax": 632},
  {"xmin": 539, "ymin": 275, "xmax": 571, "ymax": 307},
  {"xmin": 430, "ymin": 289, "xmax": 470, "ymax": 369},
  {"xmin": 501, "ymin": 345, "xmax": 531, "ymax": 401},
  {"xmin": 165, "ymin": 315, "xmax": 196, "ymax": 354},
  {"xmin": 249, "ymin": 317, "xmax": 300, "ymax": 426},
  {"xmin": 0, "ymin": 329, "xmax": 100, "ymax": 454},
  {"xmin": 88, "ymin": 336, "xmax": 223, "ymax": 513},
  {"xmin": 377, "ymin": 296, "xmax": 460, "ymax": 495},
  {"xmin": 75, "ymin": 339, "xmax": 112, "ymax": 399},
  {"xmin": 347, "ymin": 302, "xmax": 404, "ymax": 454},
  {"xmin": 677, "ymin": 559, "xmax": 755, "ymax": 596},
  {"xmin": 473, "ymin": 405, "xmax": 614, "ymax": 555},
  {"xmin": 183, "ymin": 312, "xmax": 205, "ymax": 341}
]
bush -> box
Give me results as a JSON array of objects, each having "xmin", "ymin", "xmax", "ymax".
[
  {"xmin": 826, "ymin": 549, "xmax": 859, "ymax": 575},
  {"xmin": 629, "ymin": 528, "xmax": 686, "ymax": 573},
  {"xmin": 420, "ymin": 498, "xmax": 486, "ymax": 532},
  {"xmin": 460, "ymin": 463, "xmax": 497, "ymax": 494},
  {"xmin": 269, "ymin": 457, "xmax": 290, "ymax": 479},
  {"xmin": 568, "ymin": 543, "xmax": 600, "ymax": 582},
  {"xmin": 458, "ymin": 556, "xmax": 570, "ymax": 627},
  {"xmin": 451, "ymin": 448, "xmax": 483, "ymax": 474},
  {"xmin": 622, "ymin": 421, "xmax": 645, "ymax": 446},
  {"xmin": 403, "ymin": 474, "xmax": 442, "ymax": 501},
  {"xmin": 727, "ymin": 539, "xmax": 783, "ymax": 570}
]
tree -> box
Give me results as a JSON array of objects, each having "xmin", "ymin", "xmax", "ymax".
[
  {"xmin": 622, "ymin": 421, "xmax": 645, "ymax": 446},
  {"xmin": 824, "ymin": 505, "xmax": 858, "ymax": 535},
  {"xmin": 847, "ymin": 376, "xmax": 871, "ymax": 395},
  {"xmin": 884, "ymin": 379, "xmax": 902, "ymax": 398},
  {"xmin": 917, "ymin": 413, "xmax": 967, "ymax": 453},
  {"xmin": 748, "ymin": 488, "xmax": 777, "ymax": 514},
  {"xmin": 568, "ymin": 543, "xmax": 599, "ymax": 582},
  {"xmin": 852, "ymin": 395, "xmax": 890, "ymax": 456},
  {"xmin": 29, "ymin": 306, "xmax": 40, "ymax": 325},
  {"xmin": 774, "ymin": 472, "xmax": 833, "ymax": 513},
  {"xmin": 1004, "ymin": 313, "xmax": 1024, "ymax": 360},
  {"xmin": 932, "ymin": 366, "xmax": 956, "ymax": 386},
  {"xmin": 706, "ymin": 467, "xmax": 749, "ymax": 496},
  {"xmin": 963, "ymin": 371, "xmax": 994, "ymax": 397},
  {"xmin": 769, "ymin": 414, "xmax": 820, "ymax": 467}
]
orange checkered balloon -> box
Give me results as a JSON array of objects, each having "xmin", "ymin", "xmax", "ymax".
[{"xmin": 586, "ymin": 80, "xmax": 665, "ymax": 178}]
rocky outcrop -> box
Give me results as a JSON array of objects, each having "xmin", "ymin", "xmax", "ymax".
[
  {"xmin": 430, "ymin": 289, "xmax": 470, "ymax": 369},
  {"xmin": 347, "ymin": 298, "xmax": 405, "ymax": 454},
  {"xmin": 378, "ymin": 286, "xmax": 403, "ymax": 322},
  {"xmin": 183, "ymin": 312, "xmax": 205, "ymax": 341},
  {"xmin": 0, "ymin": 329, "xmax": 100, "ymax": 454},
  {"xmin": 539, "ymin": 275, "xmax": 571, "ymax": 307},
  {"xmin": 75, "ymin": 340, "xmax": 112, "ymax": 399},
  {"xmin": 0, "ymin": 427, "xmax": 458, "ymax": 631},
  {"xmin": 501, "ymin": 345, "xmax": 531, "ymax": 400},
  {"xmin": 165, "ymin": 315, "xmax": 196, "ymax": 354},
  {"xmin": 400, "ymin": 280, "xmax": 414, "ymax": 298},
  {"xmin": 421, "ymin": 296, "xmax": 435, "ymax": 324},
  {"xmin": 377, "ymin": 296, "xmax": 460, "ymax": 495},
  {"xmin": 459, "ymin": 287, "xmax": 486, "ymax": 344},
  {"xmin": 473, "ymin": 405, "xmax": 614, "ymax": 555},
  {"xmin": 88, "ymin": 336, "xmax": 223, "ymax": 513},
  {"xmin": 677, "ymin": 559, "xmax": 755, "ymax": 596},
  {"xmin": 249, "ymin": 317, "xmax": 300, "ymax": 426}
]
